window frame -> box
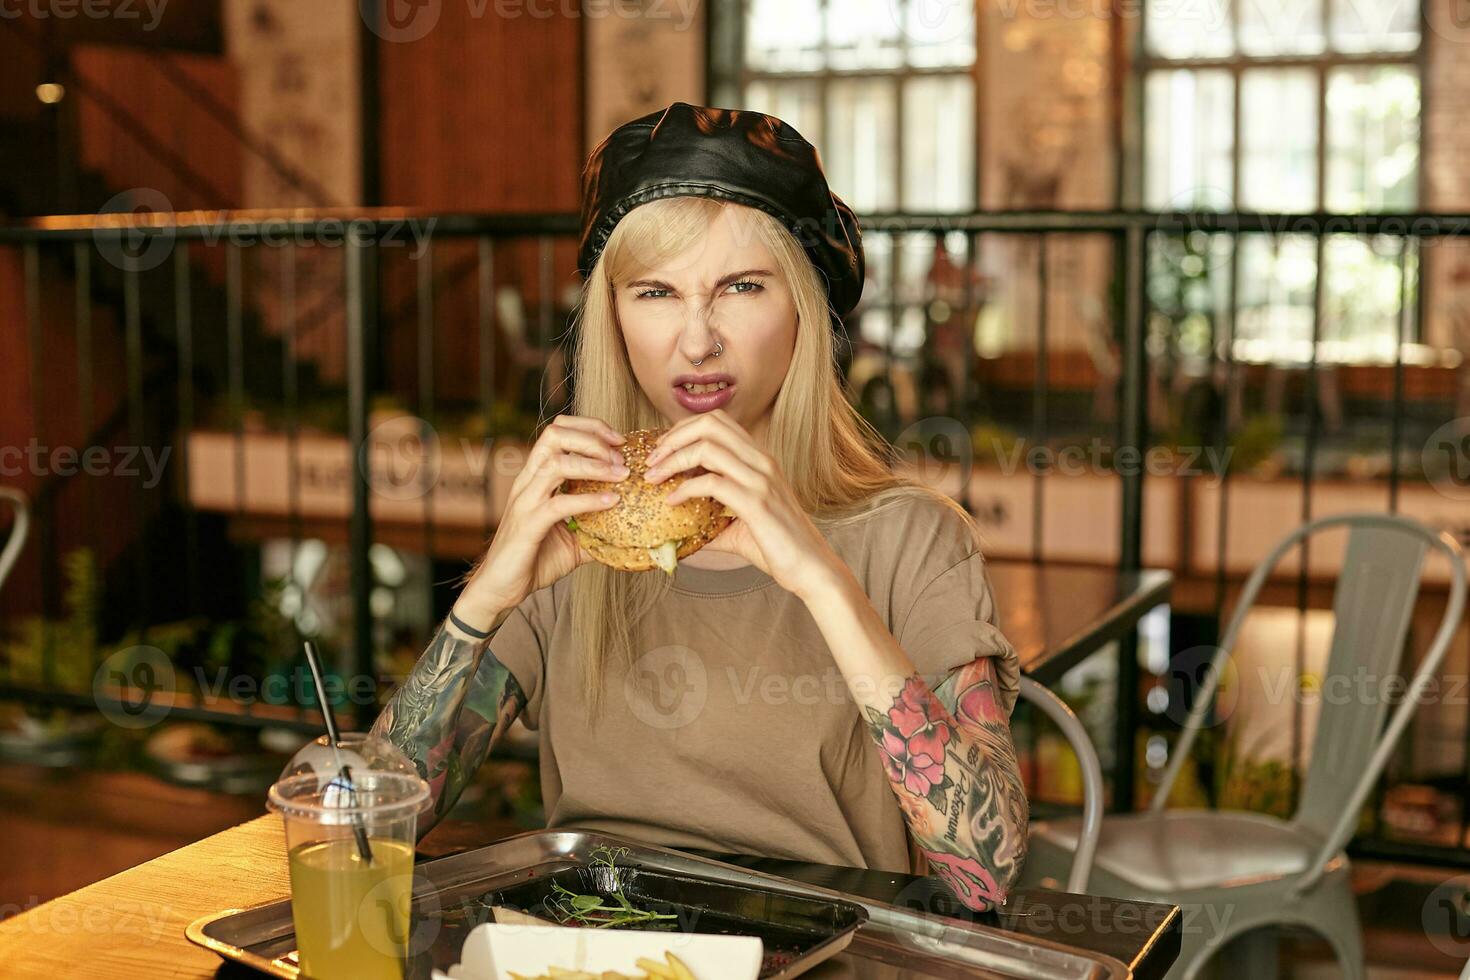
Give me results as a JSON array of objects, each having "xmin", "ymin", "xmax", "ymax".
[
  {"xmin": 1132, "ymin": 0, "xmax": 1427, "ymax": 213},
  {"xmin": 708, "ymin": 0, "xmax": 980, "ymax": 214}
]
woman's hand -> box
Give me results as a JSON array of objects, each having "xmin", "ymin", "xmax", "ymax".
[
  {"xmin": 454, "ymin": 415, "xmax": 628, "ymax": 630},
  {"xmin": 643, "ymin": 410, "xmax": 845, "ymax": 602}
]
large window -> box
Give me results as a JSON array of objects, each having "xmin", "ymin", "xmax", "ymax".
[
  {"xmin": 1140, "ymin": 0, "xmax": 1423, "ymax": 363},
  {"xmin": 1142, "ymin": 0, "xmax": 1420, "ymax": 212},
  {"xmin": 712, "ymin": 0, "xmax": 976, "ymax": 214},
  {"xmin": 710, "ymin": 1, "xmax": 978, "ymax": 366}
]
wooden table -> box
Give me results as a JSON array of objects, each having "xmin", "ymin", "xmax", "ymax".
[{"xmin": 0, "ymin": 815, "xmax": 1179, "ymax": 979}]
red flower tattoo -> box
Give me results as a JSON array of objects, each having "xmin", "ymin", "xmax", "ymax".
[
  {"xmin": 880, "ymin": 728, "xmax": 946, "ymax": 796},
  {"xmin": 888, "ymin": 675, "xmax": 953, "ymax": 769}
]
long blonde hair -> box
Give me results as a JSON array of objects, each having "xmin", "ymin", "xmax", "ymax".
[{"xmin": 565, "ymin": 195, "xmax": 979, "ymax": 719}]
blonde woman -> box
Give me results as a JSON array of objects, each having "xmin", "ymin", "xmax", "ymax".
[{"xmin": 371, "ymin": 103, "xmax": 1027, "ymax": 912}]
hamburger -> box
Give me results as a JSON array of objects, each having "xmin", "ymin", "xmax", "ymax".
[{"xmin": 562, "ymin": 428, "xmax": 733, "ymax": 574}]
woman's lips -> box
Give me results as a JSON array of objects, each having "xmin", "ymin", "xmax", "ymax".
[{"xmin": 672, "ymin": 381, "xmax": 735, "ymax": 413}]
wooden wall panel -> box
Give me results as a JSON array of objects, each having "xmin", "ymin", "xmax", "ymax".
[
  {"xmin": 378, "ymin": 5, "xmax": 582, "ymax": 213},
  {"xmin": 73, "ymin": 44, "xmax": 243, "ymax": 211},
  {"xmin": 377, "ymin": 6, "xmax": 584, "ymax": 416}
]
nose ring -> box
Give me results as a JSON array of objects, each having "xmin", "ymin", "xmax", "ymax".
[{"xmin": 691, "ymin": 341, "xmax": 723, "ymax": 366}]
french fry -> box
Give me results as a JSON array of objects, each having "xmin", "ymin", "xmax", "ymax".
[
  {"xmin": 635, "ymin": 956, "xmax": 676, "ymax": 979},
  {"xmin": 663, "ymin": 951, "xmax": 696, "ymax": 980}
]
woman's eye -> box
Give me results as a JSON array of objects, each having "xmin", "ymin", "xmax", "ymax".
[
  {"xmin": 635, "ymin": 288, "xmax": 670, "ymax": 299},
  {"xmin": 727, "ymin": 280, "xmax": 763, "ymax": 295}
]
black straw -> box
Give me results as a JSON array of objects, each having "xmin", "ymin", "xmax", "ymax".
[{"xmin": 303, "ymin": 641, "xmax": 374, "ymax": 865}]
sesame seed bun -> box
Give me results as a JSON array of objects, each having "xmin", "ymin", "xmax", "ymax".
[{"xmin": 562, "ymin": 427, "xmax": 734, "ymax": 573}]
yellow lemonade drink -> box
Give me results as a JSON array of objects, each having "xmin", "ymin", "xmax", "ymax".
[{"xmin": 288, "ymin": 836, "xmax": 416, "ymax": 980}]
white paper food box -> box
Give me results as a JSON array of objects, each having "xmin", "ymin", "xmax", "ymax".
[{"xmin": 432, "ymin": 921, "xmax": 764, "ymax": 980}]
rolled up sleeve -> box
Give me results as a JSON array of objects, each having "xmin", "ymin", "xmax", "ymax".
[{"xmin": 895, "ymin": 552, "xmax": 1021, "ymax": 716}]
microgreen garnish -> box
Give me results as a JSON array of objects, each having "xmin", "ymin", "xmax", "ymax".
[{"xmin": 539, "ymin": 846, "xmax": 678, "ymax": 929}]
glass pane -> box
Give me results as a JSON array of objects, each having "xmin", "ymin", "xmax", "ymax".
[
  {"xmin": 743, "ymin": 79, "xmax": 824, "ymax": 149},
  {"xmin": 1330, "ymin": 0, "xmax": 1420, "ymax": 53},
  {"xmin": 1321, "ymin": 235, "xmax": 1408, "ymax": 362},
  {"xmin": 826, "ymin": 78, "xmax": 899, "ymax": 211},
  {"xmin": 1144, "ymin": 70, "xmax": 1234, "ymax": 210},
  {"xmin": 903, "ymin": 0, "xmax": 976, "ymax": 68},
  {"xmin": 1325, "ymin": 65, "xmax": 1420, "ymax": 212},
  {"xmin": 1239, "ymin": 0, "xmax": 1325, "ymax": 56},
  {"xmin": 902, "ymin": 74, "xmax": 975, "ymax": 210},
  {"xmin": 826, "ymin": 0, "xmax": 903, "ymax": 69},
  {"xmin": 1240, "ymin": 69, "xmax": 1319, "ymax": 211},
  {"xmin": 746, "ymin": 0, "xmax": 825, "ymax": 71},
  {"xmin": 1234, "ymin": 234, "xmax": 1318, "ymax": 363},
  {"xmin": 1144, "ymin": 0, "xmax": 1233, "ymax": 58}
]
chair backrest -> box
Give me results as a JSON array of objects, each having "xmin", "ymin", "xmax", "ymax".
[
  {"xmin": 1150, "ymin": 512, "xmax": 1465, "ymax": 892},
  {"xmin": 0, "ymin": 488, "xmax": 30, "ymax": 596},
  {"xmin": 1294, "ymin": 518, "xmax": 1431, "ymax": 841},
  {"xmin": 1017, "ymin": 676, "xmax": 1102, "ymax": 894}
]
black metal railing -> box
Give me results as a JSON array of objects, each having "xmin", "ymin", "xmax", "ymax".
[{"xmin": 1, "ymin": 207, "xmax": 1468, "ymax": 865}]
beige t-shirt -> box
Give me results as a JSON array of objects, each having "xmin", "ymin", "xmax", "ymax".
[{"xmin": 487, "ymin": 491, "xmax": 1021, "ymax": 875}]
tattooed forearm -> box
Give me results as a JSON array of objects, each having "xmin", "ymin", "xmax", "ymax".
[
  {"xmin": 863, "ymin": 657, "xmax": 1029, "ymax": 912},
  {"xmin": 369, "ymin": 617, "xmax": 528, "ymax": 836}
]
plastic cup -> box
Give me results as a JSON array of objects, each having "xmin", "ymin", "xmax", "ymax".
[{"xmin": 267, "ymin": 733, "xmax": 429, "ymax": 980}]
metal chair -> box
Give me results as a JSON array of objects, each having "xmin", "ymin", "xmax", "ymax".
[
  {"xmin": 1016, "ymin": 675, "xmax": 1102, "ymax": 894},
  {"xmin": 0, "ymin": 488, "xmax": 29, "ymax": 595},
  {"xmin": 1020, "ymin": 513, "xmax": 1467, "ymax": 980}
]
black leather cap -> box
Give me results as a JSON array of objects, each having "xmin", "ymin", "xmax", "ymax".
[{"xmin": 578, "ymin": 102, "xmax": 866, "ymax": 326}]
